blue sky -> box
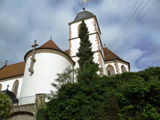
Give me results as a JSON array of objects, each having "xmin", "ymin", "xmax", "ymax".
[{"xmin": 0, "ymin": 0, "xmax": 159, "ymax": 71}]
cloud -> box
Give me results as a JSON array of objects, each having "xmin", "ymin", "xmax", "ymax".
[{"xmin": 0, "ymin": 0, "xmax": 159, "ymax": 72}]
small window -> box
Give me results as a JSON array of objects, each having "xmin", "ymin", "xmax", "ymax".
[
  {"xmin": 0, "ymin": 84, "xmax": 2, "ymax": 91},
  {"xmin": 106, "ymin": 65, "xmax": 115, "ymax": 76},
  {"xmin": 121, "ymin": 65, "xmax": 127, "ymax": 73},
  {"xmin": 12, "ymin": 80, "xmax": 19, "ymax": 96}
]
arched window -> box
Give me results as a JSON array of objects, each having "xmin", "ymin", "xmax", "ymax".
[
  {"xmin": 106, "ymin": 65, "xmax": 115, "ymax": 76},
  {"xmin": 12, "ymin": 80, "xmax": 19, "ymax": 96},
  {"xmin": 121, "ymin": 65, "xmax": 127, "ymax": 73},
  {"xmin": 0, "ymin": 84, "xmax": 2, "ymax": 91}
]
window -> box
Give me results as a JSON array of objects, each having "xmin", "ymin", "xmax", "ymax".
[
  {"xmin": 121, "ymin": 65, "xmax": 127, "ymax": 73},
  {"xmin": 0, "ymin": 84, "xmax": 2, "ymax": 91},
  {"xmin": 12, "ymin": 80, "xmax": 19, "ymax": 96},
  {"xmin": 106, "ymin": 65, "xmax": 115, "ymax": 76}
]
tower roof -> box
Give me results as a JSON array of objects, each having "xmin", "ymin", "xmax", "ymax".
[
  {"xmin": 39, "ymin": 40, "xmax": 61, "ymax": 50},
  {"xmin": 103, "ymin": 47, "xmax": 123, "ymax": 61},
  {"xmin": 74, "ymin": 10, "xmax": 95, "ymax": 22}
]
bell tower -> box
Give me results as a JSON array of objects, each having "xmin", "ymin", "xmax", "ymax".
[{"xmin": 68, "ymin": 9, "xmax": 106, "ymax": 74}]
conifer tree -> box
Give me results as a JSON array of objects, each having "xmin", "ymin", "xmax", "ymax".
[{"xmin": 76, "ymin": 20, "xmax": 98, "ymax": 70}]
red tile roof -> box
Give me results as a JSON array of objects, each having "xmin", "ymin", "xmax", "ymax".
[
  {"xmin": 0, "ymin": 62, "xmax": 25, "ymax": 80},
  {"xmin": 103, "ymin": 47, "xmax": 123, "ymax": 61},
  {"xmin": 39, "ymin": 40, "xmax": 61, "ymax": 50},
  {"xmin": 64, "ymin": 50, "xmax": 69, "ymax": 55}
]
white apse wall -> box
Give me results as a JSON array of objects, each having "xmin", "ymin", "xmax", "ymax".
[{"xmin": 20, "ymin": 52, "xmax": 73, "ymax": 99}]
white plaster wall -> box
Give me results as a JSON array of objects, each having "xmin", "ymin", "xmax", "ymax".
[
  {"xmin": 85, "ymin": 18, "xmax": 96, "ymax": 34},
  {"xmin": 72, "ymin": 57, "xmax": 79, "ymax": 69},
  {"xmin": 90, "ymin": 34, "xmax": 99, "ymax": 51},
  {"xmin": 118, "ymin": 62, "xmax": 129, "ymax": 73},
  {"xmin": 0, "ymin": 77, "xmax": 23, "ymax": 99},
  {"xmin": 20, "ymin": 52, "xmax": 73, "ymax": 99},
  {"xmin": 70, "ymin": 18, "xmax": 96, "ymax": 39},
  {"xmin": 93, "ymin": 52, "xmax": 100, "ymax": 67},
  {"xmin": 70, "ymin": 38, "xmax": 80, "ymax": 57},
  {"xmin": 97, "ymin": 36, "xmax": 105, "ymax": 58},
  {"xmin": 95, "ymin": 19, "xmax": 101, "ymax": 34},
  {"xmin": 101, "ymin": 56, "xmax": 106, "ymax": 75}
]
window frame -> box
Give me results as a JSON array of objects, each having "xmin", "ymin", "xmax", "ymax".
[
  {"xmin": 121, "ymin": 65, "xmax": 127, "ymax": 73},
  {"xmin": 12, "ymin": 80, "xmax": 19, "ymax": 96},
  {"xmin": 106, "ymin": 65, "xmax": 115, "ymax": 76}
]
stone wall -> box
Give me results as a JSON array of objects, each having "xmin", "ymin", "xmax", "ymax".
[{"xmin": 7, "ymin": 104, "xmax": 35, "ymax": 120}]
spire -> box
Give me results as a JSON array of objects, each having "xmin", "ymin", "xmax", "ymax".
[
  {"xmin": 50, "ymin": 36, "xmax": 52, "ymax": 40},
  {"xmin": 5, "ymin": 60, "xmax": 8, "ymax": 66}
]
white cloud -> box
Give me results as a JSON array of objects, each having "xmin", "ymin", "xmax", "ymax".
[{"xmin": 0, "ymin": 0, "xmax": 159, "ymax": 71}]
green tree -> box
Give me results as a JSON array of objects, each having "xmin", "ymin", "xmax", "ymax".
[
  {"xmin": 0, "ymin": 92, "xmax": 13, "ymax": 119},
  {"xmin": 76, "ymin": 20, "xmax": 99, "ymax": 82},
  {"xmin": 76, "ymin": 20, "xmax": 98, "ymax": 71},
  {"xmin": 45, "ymin": 67, "xmax": 160, "ymax": 120},
  {"xmin": 47, "ymin": 66, "xmax": 74, "ymax": 100}
]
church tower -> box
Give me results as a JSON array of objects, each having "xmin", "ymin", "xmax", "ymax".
[{"xmin": 69, "ymin": 9, "xmax": 106, "ymax": 74}]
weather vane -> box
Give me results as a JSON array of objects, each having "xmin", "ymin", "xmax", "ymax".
[{"xmin": 83, "ymin": 0, "xmax": 87, "ymax": 10}]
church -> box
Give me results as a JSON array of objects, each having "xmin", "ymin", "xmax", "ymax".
[{"xmin": 0, "ymin": 9, "xmax": 130, "ymax": 120}]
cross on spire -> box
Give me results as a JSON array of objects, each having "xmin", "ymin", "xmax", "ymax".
[
  {"xmin": 5, "ymin": 60, "xmax": 8, "ymax": 65},
  {"xmin": 28, "ymin": 40, "xmax": 38, "ymax": 74}
]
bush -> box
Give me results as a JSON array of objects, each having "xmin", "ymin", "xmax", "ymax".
[{"xmin": 0, "ymin": 92, "xmax": 13, "ymax": 118}]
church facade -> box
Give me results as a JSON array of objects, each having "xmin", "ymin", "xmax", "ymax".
[{"xmin": 0, "ymin": 9, "xmax": 130, "ymax": 120}]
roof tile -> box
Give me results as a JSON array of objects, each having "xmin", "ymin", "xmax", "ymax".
[
  {"xmin": 64, "ymin": 49, "xmax": 69, "ymax": 55},
  {"xmin": 39, "ymin": 40, "xmax": 61, "ymax": 50},
  {"xmin": 0, "ymin": 62, "xmax": 25, "ymax": 80},
  {"xmin": 103, "ymin": 47, "xmax": 123, "ymax": 61}
]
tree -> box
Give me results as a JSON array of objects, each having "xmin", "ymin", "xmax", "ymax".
[
  {"xmin": 76, "ymin": 20, "xmax": 99, "ymax": 82},
  {"xmin": 0, "ymin": 92, "xmax": 13, "ymax": 119},
  {"xmin": 46, "ymin": 66, "xmax": 74, "ymax": 100},
  {"xmin": 45, "ymin": 67, "xmax": 160, "ymax": 120},
  {"xmin": 76, "ymin": 20, "xmax": 98, "ymax": 70}
]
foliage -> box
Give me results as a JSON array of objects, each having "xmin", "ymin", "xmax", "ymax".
[
  {"xmin": 116, "ymin": 67, "xmax": 160, "ymax": 119},
  {"xmin": 43, "ymin": 19, "xmax": 160, "ymax": 120},
  {"xmin": 44, "ymin": 67, "xmax": 160, "ymax": 120},
  {"xmin": 0, "ymin": 92, "xmax": 13, "ymax": 119},
  {"xmin": 76, "ymin": 20, "xmax": 99, "ymax": 84},
  {"xmin": 76, "ymin": 20, "xmax": 98, "ymax": 71},
  {"xmin": 47, "ymin": 66, "xmax": 74, "ymax": 100}
]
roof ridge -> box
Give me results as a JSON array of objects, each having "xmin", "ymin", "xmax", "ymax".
[
  {"xmin": 0, "ymin": 65, "xmax": 6, "ymax": 70},
  {"xmin": 6, "ymin": 61, "xmax": 25, "ymax": 66},
  {"xmin": 39, "ymin": 40, "xmax": 61, "ymax": 50}
]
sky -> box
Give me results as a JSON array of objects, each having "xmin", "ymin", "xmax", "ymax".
[{"xmin": 0, "ymin": 0, "xmax": 159, "ymax": 72}]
